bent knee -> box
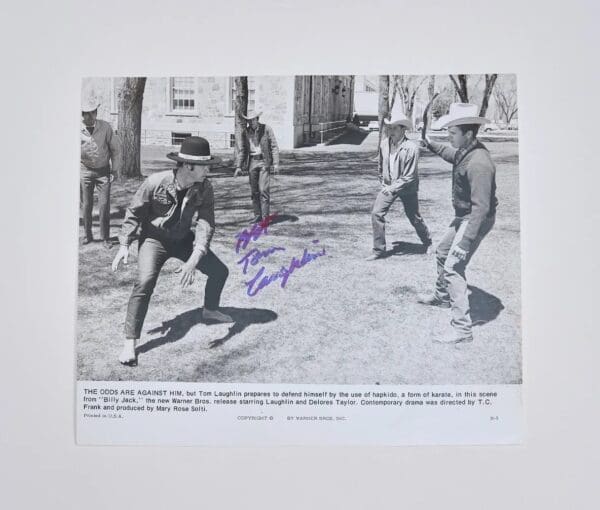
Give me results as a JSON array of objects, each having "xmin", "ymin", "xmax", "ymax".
[{"xmin": 133, "ymin": 279, "xmax": 157, "ymax": 296}]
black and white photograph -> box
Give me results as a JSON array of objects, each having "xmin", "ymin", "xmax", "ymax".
[
  {"xmin": 77, "ymin": 73, "xmax": 521, "ymax": 385},
  {"xmin": 4, "ymin": 0, "xmax": 600, "ymax": 508}
]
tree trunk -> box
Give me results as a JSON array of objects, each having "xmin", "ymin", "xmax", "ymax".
[
  {"xmin": 378, "ymin": 75, "xmax": 390, "ymax": 146},
  {"xmin": 116, "ymin": 77, "xmax": 146, "ymax": 179},
  {"xmin": 449, "ymin": 74, "xmax": 469, "ymax": 102},
  {"xmin": 233, "ymin": 76, "xmax": 248, "ymax": 165},
  {"xmin": 479, "ymin": 74, "xmax": 498, "ymax": 117},
  {"xmin": 428, "ymin": 75, "xmax": 436, "ymax": 101}
]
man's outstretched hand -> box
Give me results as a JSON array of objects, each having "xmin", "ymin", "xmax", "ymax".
[
  {"xmin": 451, "ymin": 245, "xmax": 468, "ymax": 262},
  {"xmin": 112, "ymin": 245, "xmax": 129, "ymax": 271},
  {"xmin": 233, "ymin": 168, "xmax": 243, "ymax": 177},
  {"xmin": 178, "ymin": 260, "xmax": 197, "ymax": 288},
  {"xmin": 175, "ymin": 251, "xmax": 205, "ymax": 288}
]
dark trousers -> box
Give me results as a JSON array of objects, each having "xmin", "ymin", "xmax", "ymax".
[
  {"xmin": 80, "ymin": 168, "xmax": 111, "ymax": 241},
  {"xmin": 248, "ymin": 159, "xmax": 270, "ymax": 219},
  {"xmin": 371, "ymin": 190, "xmax": 431, "ymax": 254},
  {"xmin": 434, "ymin": 215, "xmax": 495, "ymax": 335},
  {"xmin": 124, "ymin": 235, "xmax": 229, "ymax": 339}
]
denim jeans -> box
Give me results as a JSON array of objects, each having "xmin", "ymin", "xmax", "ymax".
[
  {"xmin": 124, "ymin": 234, "xmax": 229, "ymax": 339},
  {"xmin": 434, "ymin": 215, "xmax": 495, "ymax": 335},
  {"xmin": 248, "ymin": 158, "xmax": 270, "ymax": 219},
  {"xmin": 80, "ymin": 167, "xmax": 111, "ymax": 241},
  {"xmin": 371, "ymin": 190, "xmax": 431, "ymax": 254}
]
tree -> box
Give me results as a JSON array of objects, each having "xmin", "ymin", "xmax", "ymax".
[
  {"xmin": 116, "ymin": 77, "xmax": 146, "ymax": 179},
  {"xmin": 449, "ymin": 74, "xmax": 469, "ymax": 102},
  {"xmin": 378, "ymin": 75, "xmax": 391, "ymax": 146},
  {"xmin": 479, "ymin": 74, "xmax": 498, "ymax": 117},
  {"xmin": 449, "ymin": 73, "xmax": 498, "ymax": 116},
  {"xmin": 427, "ymin": 75, "xmax": 436, "ymax": 102},
  {"xmin": 493, "ymin": 75, "xmax": 518, "ymax": 125},
  {"xmin": 233, "ymin": 76, "xmax": 248, "ymax": 163},
  {"xmin": 393, "ymin": 75, "xmax": 428, "ymax": 121}
]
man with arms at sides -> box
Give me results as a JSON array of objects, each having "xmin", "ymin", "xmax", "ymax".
[
  {"xmin": 418, "ymin": 103, "xmax": 498, "ymax": 345},
  {"xmin": 80, "ymin": 96, "xmax": 120, "ymax": 248},
  {"xmin": 112, "ymin": 136, "xmax": 233, "ymax": 366},
  {"xmin": 234, "ymin": 111, "xmax": 280, "ymax": 224},
  {"xmin": 366, "ymin": 111, "xmax": 432, "ymax": 261}
]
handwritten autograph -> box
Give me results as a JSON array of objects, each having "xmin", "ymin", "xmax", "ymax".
[
  {"xmin": 235, "ymin": 214, "xmax": 277, "ymax": 253},
  {"xmin": 244, "ymin": 240, "xmax": 326, "ymax": 297},
  {"xmin": 234, "ymin": 215, "xmax": 328, "ymax": 297},
  {"xmin": 237, "ymin": 246, "xmax": 286, "ymax": 275}
]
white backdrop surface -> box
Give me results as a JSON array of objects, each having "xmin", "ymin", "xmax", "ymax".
[{"xmin": 0, "ymin": 0, "xmax": 598, "ymax": 508}]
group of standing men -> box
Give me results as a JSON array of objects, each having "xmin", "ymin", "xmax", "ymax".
[
  {"xmin": 80, "ymin": 94, "xmax": 497, "ymax": 365},
  {"xmin": 368, "ymin": 102, "xmax": 498, "ymax": 345}
]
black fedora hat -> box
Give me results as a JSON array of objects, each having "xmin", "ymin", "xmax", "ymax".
[{"xmin": 167, "ymin": 136, "xmax": 221, "ymax": 165}]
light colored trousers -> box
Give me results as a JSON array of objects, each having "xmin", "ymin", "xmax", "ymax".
[{"xmin": 434, "ymin": 215, "xmax": 495, "ymax": 335}]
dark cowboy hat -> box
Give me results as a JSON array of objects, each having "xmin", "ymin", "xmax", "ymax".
[{"xmin": 167, "ymin": 136, "xmax": 221, "ymax": 165}]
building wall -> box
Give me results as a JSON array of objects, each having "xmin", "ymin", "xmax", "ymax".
[
  {"xmin": 292, "ymin": 75, "xmax": 354, "ymax": 146},
  {"xmin": 81, "ymin": 76, "xmax": 297, "ymax": 150}
]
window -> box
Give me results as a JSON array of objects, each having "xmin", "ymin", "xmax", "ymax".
[
  {"xmin": 170, "ymin": 77, "xmax": 196, "ymax": 112},
  {"xmin": 228, "ymin": 77, "xmax": 257, "ymax": 114},
  {"xmin": 171, "ymin": 132, "xmax": 192, "ymax": 145}
]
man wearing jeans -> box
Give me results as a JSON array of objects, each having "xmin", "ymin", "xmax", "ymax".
[
  {"xmin": 417, "ymin": 103, "xmax": 498, "ymax": 345},
  {"xmin": 80, "ymin": 96, "xmax": 120, "ymax": 248},
  {"xmin": 234, "ymin": 111, "xmax": 280, "ymax": 224},
  {"xmin": 112, "ymin": 136, "xmax": 233, "ymax": 366},
  {"xmin": 366, "ymin": 111, "xmax": 431, "ymax": 261}
]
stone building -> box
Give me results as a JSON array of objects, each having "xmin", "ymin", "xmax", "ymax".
[{"xmin": 82, "ymin": 76, "xmax": 354, "ymax": 150}]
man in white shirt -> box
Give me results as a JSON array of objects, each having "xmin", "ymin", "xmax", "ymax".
[{"xmin": 366, "ymin": 112, "xmax": 432, "ymax": 260}]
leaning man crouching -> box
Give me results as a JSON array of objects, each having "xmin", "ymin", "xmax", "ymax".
[{"xmin": 112, "ymin": 136, "xmax": 233, "ymax": 366}]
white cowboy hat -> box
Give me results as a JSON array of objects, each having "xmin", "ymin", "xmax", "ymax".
[
  {"xmin": 82, "ymin": 96, "xmax": 101, "ymax": 113},
  {"xmin": 383, "ymin": 111, "xmax": 412, "ymax": 130},
  {"xmin": 242, "ymin": 110, "xmax": 262, "ymax": 120},
  {"xmin": 432, "ymin": 103, "xmax": 489, "ymax": 129}
]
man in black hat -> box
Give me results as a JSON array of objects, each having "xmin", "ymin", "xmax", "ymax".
[
  {"xmin": 234, "ymin": 111, "xmax": 280, "ymax": 223},
  {"xmin": 112, "ymin": 136, "xmax": 233, "ymax": 366}
]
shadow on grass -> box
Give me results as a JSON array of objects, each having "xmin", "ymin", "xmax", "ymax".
[
  {"xmin": 137, "ymin": 306, "xmax": 278, "ymax": 353},
  {"xmin": 389, "ymin": 241, "xmax": 429, "ymax": 256},
  {"xmin": 470, "ymin": 286, "xmax": 504, "ymax": 326},
  {"xmin": 271, "ymin": 213, "xmax": 300, "ymax": 225}
]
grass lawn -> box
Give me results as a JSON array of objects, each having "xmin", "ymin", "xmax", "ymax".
[{"xmin": 77, "ymin": 133, "xmax": 521, "ymax": 385}]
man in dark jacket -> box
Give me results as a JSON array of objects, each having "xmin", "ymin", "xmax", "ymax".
[
  {"xmin": 417, "ymin": 103, "xmax": 498, "ymax": 345},
  {"xmin": 234, "ymin": 111, "xmax": 280, "ymax": 223},
  {"xmin": 112, "ymin": 136, "xmax": 233, "ymax": 366}
]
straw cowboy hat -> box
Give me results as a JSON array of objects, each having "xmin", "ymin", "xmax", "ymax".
[
  {"xmin": 383, "ymin": 101, "xmax": 412, "ymax": 129},
  {"xmin": 432, "ymin": 102, "xmax": 489, "ymax": 130},
  {"xmin": 383, "ymin": 110, "xmax": 413, "ymax": 130},
  {"xmin": 167, "ymin": 136, "xmax": 221, "ymax": 165},
  {"xmin": 81, "ymin": 96, "xmax": 101, "ymax": 113},
  {"xmin": 242, "ymin": 110, "xmax": 262, "ymax": 120}
]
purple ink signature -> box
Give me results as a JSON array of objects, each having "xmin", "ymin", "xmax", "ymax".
[
  {"xmin": 237, "ymin": 246, "xmax": 286, "ymax": 275},
  {"xmin": 234, "ymin": 214, "xmax": 277, "ymax": 253},
  {"xmin": 244, "ymin": 240, "xmax": 326, "ymax": 297}
]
